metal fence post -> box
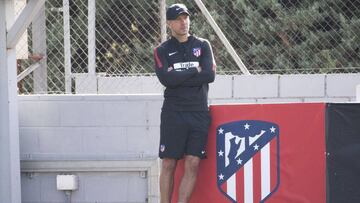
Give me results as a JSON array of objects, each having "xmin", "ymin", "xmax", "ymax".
[
  {"xmin": 159, "ymin": 0, "xmax": 166, "ymax": 43},
  {"xmin": 63, "ymin": 0, "xmax": 72, "ymax": 93},
  {"xmin": 0, "ymin": 0, "xmax": 22, "ymax": 202},
  {"xmin": 88, "ymin": 0, "xmax": 96, "ymax": 75},
  {"xmin": 194, "ymin": 0, "xmax": 250, "ymax": 75},
  {"xmin": 32, "ymin": 4, "xmax": 48, "ymax": 93}
]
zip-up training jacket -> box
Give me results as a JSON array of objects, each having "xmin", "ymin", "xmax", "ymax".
[{"xmin": 154, "ymin": 35, "xmax": 216, "ymax": 111}]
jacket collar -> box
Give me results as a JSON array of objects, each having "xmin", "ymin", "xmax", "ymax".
[{"xmin": 170, "ymin": 35, "xmax": 194, "ymax": 45}]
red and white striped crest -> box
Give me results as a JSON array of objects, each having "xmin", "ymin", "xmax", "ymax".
[{"xmin": 216, "ymin": 120, "xmax": 280, "ymax": 203}]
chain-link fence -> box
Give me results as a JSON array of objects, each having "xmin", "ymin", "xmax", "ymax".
[
  {"xmin": 15, "ymin": 0, "xmax": 360, "ymax": 94},
  {"xmin": 197, "ymin": 0, "xmax": 360, "ymax": 74}
]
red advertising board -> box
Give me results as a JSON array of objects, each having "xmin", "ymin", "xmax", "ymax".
[{"xmin": 172, "ymin": 103, "xmax": 326, "ymax": 203}]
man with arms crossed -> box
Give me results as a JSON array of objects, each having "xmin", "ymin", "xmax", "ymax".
[{"xmin": 153, "ymin": 3, "xmax": 216, "ymax": 203}]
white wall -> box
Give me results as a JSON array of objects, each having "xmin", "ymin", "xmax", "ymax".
[
  {"xmin": 19, "ymin": 95, "xmax": 162, "ymax": 203},
  {"xmin": 81, "ymin": 73, "xmax": 360, "ymax": 102},
  {"xmin": 19, "ymin": 73, "xmax": 360, "ymax": 202}
]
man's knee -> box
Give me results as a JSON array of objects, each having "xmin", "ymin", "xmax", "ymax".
[
  {"xmin": 161, "ymin": 158, "xmax": 177, "ymax": 172},
  {"xmin": 184, "ymin": 156, "xmax": 201, "ymax": 172}
]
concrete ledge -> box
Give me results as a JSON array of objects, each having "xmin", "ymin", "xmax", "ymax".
[
  {"xmin": 19, "ymin": 94, "xmax": 163, "ymax": 101},
  {"xmin": 233, "ymin": 75, "xmax": 279, "ymax": 98},
  {"xmin": 304, "ymin": 97, "xmax": 351, "ymax": 102},
  {"xmin": 210, "ymin": 98, "xmax": 257, "ymax": 105},
  {"xmin": 280, "ymin": 74, "xmax": 325, "ymax": 97},
  {"xmin": 21, "ymin": 159, "xmax": 159, "ymax": 172},
  {"xmin": 326, "ymin": 74, "xmax": 360, "ymax": 97},
  {"xmin": 98, "ymin": 76, "xmax": 163, "ymax": 94},
  {"xmin": 257, "ymin": 98, "xmax": 303, "ymax": 104},
  {"xmin": 209, "ymin": 75, "xmax": 233, "ymax": 98}
]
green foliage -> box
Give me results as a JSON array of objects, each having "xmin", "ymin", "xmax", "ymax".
[
  {"xmin": 231, "ymin": 0, "xmax": 359, "ymax": 73},
  {"xmin": 177, "ymin": 0, "xmax": 360, "ymax": 73}
]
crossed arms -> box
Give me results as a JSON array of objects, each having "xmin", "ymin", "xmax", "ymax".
[{"xmin": 154, "ymin": 40, "xmax": 216, "ymax": 88}]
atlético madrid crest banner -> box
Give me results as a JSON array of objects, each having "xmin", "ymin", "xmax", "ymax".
[{"xmin": 172, "ymin": 103, "xmax": 326, "ymax": 203}]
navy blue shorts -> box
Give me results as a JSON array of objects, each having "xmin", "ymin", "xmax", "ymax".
[{"xmin": 159, "ymin": 111, "xmax": 211, "ymax": 159}]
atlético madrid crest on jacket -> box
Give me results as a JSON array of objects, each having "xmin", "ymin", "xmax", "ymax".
[
  {"xmin": 216, "ymin": 120, "xmax": 280, "ymax": 203},
  {"xmin": 192, "ymin": 47, "xmax": 201, "ymax": 57}
]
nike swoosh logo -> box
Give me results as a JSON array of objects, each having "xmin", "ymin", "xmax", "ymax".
[{"xmin": 168, "ymin": 52, "xmax": 177, "ymax": 56}]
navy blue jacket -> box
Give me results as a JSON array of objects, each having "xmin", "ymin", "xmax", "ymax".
[{"xmin": 154, "ymin": 35, "xmax": 216, "ymax": 111}]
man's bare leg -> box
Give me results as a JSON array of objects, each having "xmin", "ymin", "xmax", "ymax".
[
  {"xmin": 178, "ymin": 155, "xmax": 201, "ymax": 203},
  {"xmin": 160, "ymin": 158, "xmax": 177, "ymax": 203}
]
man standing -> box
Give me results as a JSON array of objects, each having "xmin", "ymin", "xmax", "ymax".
[{"xmin": 153, "ymin": 3, "xmax": 216, "ymax": 203}]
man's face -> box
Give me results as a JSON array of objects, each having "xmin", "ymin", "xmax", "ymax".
[{"xmin": 168, "ymin": 14, "xmax": 190, "ymax": 36}]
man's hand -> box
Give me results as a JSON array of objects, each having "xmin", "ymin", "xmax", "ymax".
[{"xmin": 196, "ymin": 66, "xmax": 202, "ymax": 73}]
